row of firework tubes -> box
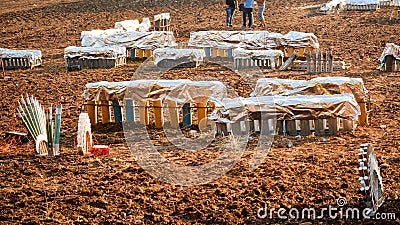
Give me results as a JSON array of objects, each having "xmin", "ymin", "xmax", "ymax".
[
  {"xmin": 17, "ymin": 94, "xmax": 62, "ymax": 156},
  {"xmin": 358, "ymin": 143, "xmax": 384, "ymax": 213},
  {"xmin": 358, "ymin": 143, "xmax": 371, "ymax": 193}
]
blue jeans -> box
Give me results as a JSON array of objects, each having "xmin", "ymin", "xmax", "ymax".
[
  {"xmin": 242, "ymin": 8, "xmax": 253, "ymax": 27},
  {"xmin": 226, "ymin": 7, "xmax": 235, "ymax": 26},
  {"xmin": 258, "ymin": 5, "xmax": 265, "ymax": 21}
]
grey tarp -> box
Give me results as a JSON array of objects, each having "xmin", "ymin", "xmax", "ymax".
[
  {"xmin": 212, "ymin": 94, "xmax": 360, "ymax": 122},
  {"xmin": 250, "ymin": 77, "xmax": 367, "ymax": 101},
  {"xmin": 84, "ymin": 80, "xmax": 227, "ymax": 104}
]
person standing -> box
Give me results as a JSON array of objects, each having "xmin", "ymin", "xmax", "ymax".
[
  {"xmin": 256, "ymin": 0, "xmax": 266, "ymax": 27},
  {"xmin": 241, "ymin": 0, "xmax": 255, "ymax": 29},
  {"xmin": 224, "ymin": 0, "xmax": 237, "ymax": 27}
]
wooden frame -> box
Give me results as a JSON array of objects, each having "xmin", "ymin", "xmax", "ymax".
[
  {"xmin": 65, "ymin": 57, "xmax": 126, "ymax": 71},
  {"xmin": 0, "ymin": 57, "xmax": 41, "ymax": 69}
]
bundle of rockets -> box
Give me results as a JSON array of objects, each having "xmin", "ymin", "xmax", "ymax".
[{"xmin": 17, "ymin": 94, "xmax": 62, "ymax": 156}]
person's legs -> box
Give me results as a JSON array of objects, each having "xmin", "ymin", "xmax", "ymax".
[
  {"xmin": 226, "ymin": 7, "xmax": 230, "ymax": 26},
  {"xmin": 242, "ymin": 9, "xmax": 247, "ymax": 28},
  {"xmin": 248, "ymin": 8, "xmax": 253, "ymax": 27},
  {"xmin": 258, "ymin": 5, "xmax": 265, "ymax": 27},
  {"xmin": 230, "ymin": 7, "xmax": 235, "ymax": 26},
  {"xmin": 227, "ymin": 7, "xmax": 235, "ymax": 26}
]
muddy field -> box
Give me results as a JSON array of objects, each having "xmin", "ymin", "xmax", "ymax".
[{"xmin": 1, "ymin": 0, "xmax": 400, "ymax": 224}]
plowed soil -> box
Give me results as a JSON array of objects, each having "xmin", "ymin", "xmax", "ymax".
[{"xmin": 0, "ymin": 0, "xmax": 400, "ymax": 224}]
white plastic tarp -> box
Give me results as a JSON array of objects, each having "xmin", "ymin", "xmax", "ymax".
[
  {"xmin": 115, "ymin": 18, "xmax": 151, "ymax": 32},
  {"xmin": 320, "ymin": 0, "xmax": 346, "ymax": 11},
  {"xmin": 64, "ymin": 46, "xmax": 126, "ymax": 59},
  {"xmin": 153, "ymin": 48, "xmax": 205, "ymax": 64},
  {"xmin": 138, "ymin": 18, "xmax": 151, "ymax": 32},
  {"xmin": 233, "ymin": 48, "xmax": 283, "ymax": 60},
  {"xmin": 0, "ymin": 48, "xmax": 41, "ymax": 63},
  {"xmin": 283, "ymin": 31, "xmax": 319, "ymax": 48},
  {"xmin": 345, "ymin": 0, "xmax": 379, "ymax": 5},
  {"xmin": 188, "ymin": 31, "xmax": 285, "ymax": 49},
  {"xmin": 154, "ymin": 13, "xmax": 170, "ymax": 21},
  {"xmin": 378, "ymin": 43, "xmax": 400, "ymax": 62},
  {"xmin": 115, "ymin": 20, "xmax": 140, "ymax": 31},
  {"xmin": 81, "ymin": 30, "xmax": 177, "ymax": 49}
]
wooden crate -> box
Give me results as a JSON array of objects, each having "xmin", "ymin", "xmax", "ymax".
[
  {"xmin": 204, "ymin": 47, "xmax": 233, "ymax": 59},
  {"xmin": 346, "ymin": 4, "xmax": 379, "ymax": 11},
  {"xmin": 0, "ymin": 57, "xmax": 41, "ymax": 69},
  {"xmin": 86, "ymin": 99, "xmax": 212, "ymax": 131},
  {"xmin": 215, "ymin": 117, "xmax": 356, "ymax": 137},
  {"xmin": 291, "ymin": 60, "xmax": 346, "ymax": 71},
  {"xmin": 154, "ymin": 14, "xmax": 170, "ymax": 31},
  {"xmin": 154, "ymin": 19, "xmax": 170, "ymax": 31},
  {"xmin": 378, "ymin": 0, "xmax": 393, "ymax": 7},
  {"xmin": 382, "ymin": 55, "xmax": 400, "ymax": 72},
  {"xmin": 306, "ymin": 50, "xmax": 334, "ymax": 74},
  {"xmin": 156, "ymin": 59, "xmax": 201, "ymax": 68},
  {"xmin": 130, "ymin": 48, "xmax": 153, "ymax": 60},
  {"xmin": 66, "ymin": 57, "xmax": 126, "ymax": 71},
  {"xmin": 234, "ymin": 57, "xmax": 283, "ymax": 69},
  {"xmin": 283, "ymin": 46, "xmax": 315, "ymax": 59}
]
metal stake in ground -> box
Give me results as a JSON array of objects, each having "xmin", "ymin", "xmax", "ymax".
[{"xmin": 0, "ymin": 58, "xmax": 5, "ymax": 78}]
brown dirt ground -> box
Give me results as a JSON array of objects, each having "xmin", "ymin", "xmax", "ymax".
[{"xmin": 0, "ymin": 0, "xmax": 400, "ymax": 224}]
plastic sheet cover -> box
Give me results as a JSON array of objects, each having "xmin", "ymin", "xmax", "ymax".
[
  {"xmin": 64, "ymin": 46, "xmax": 126, "ymax": 59},
  {"xmin": 345, "ymin": 0, "xmax": 379, "ymax": 5},
  {"xmin": 80, "ymin": 30, "xmax": 177, "ymax": 49},
  {"xmin": 250, "ymin": 77, "xmax": 367, "ymax": 101},
  {"xmin": 283, "ymin": 31, "xmax": 319, "ymax": 48},
  {"xmin": 84, "ymin": 80, "xmax": 227, "ymax": 104},
  {"xmin": 115, "ymin": 20, "xmax": 140, "ymax": 31},
  {"xmin": 378, "ymin": 43, "xmax": 400, "ymax": 62},
  {"xmin": 233, "ymin": 48, "xmax": 284, "ymax": 60},
  {"xmin": 320, "ymin": 0, "xmax": 346, "ymax": 11},
  {"xmin": 213, "ymin": 94, "xmax": 360, "ymax": 121},
  {"xmin": 154, "ymin": 13, "xmax": 170, "ymax": 21},
  {"xmin": 138, "ymin": 18, "xmax": 151, "ymax": 32},
  {"xmin": 115, "ymin": 18, "xmax": 151, "ymax": 32},
  {"xmin": 153, "ymin": 48, "xmax": 205, "ymax": 64},
  {"xmin": 0, "ymin": 48, "xmax": 42, "ymax": 63},
  {"xmin": 188, "ymin": 31, "xmax": 285, "ymax": 49}
]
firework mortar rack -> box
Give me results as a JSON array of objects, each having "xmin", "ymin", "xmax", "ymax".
[{"xmin": 17, "ymin": 94, "xmax": 62, "ymax": 156}]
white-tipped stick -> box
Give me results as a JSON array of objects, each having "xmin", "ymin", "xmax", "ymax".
[
  {"xmin": 32, "ymin": 96, "xmax": 47, "ymax": 138},
  {"xmin": 19, "ymin": 98, "xmax": 39, "ymax": 138},
  {"xmin": 17, "ymin": 108, "xmax": 37, "ymax": 141},
  {"xmin": 25, "ymin": 94, "xmax": 41, "ymax": 135}
]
